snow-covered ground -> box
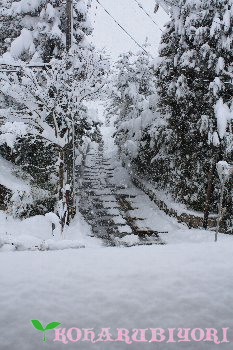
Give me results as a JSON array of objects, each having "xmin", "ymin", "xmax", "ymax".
[
  {"xmin": 1, "ymin": 240, "xmax": 233, "ymax": 350},
  {"xmin": 1, "ymin": 0, "xmax": 232, "ymax": 348},
  {"xmin": 0, "ymin": 209, "xmax": 101, "ymax": 251},
  {"xmin": 1, "ymin": 122, "xmax": 233, "ymax": 350}
]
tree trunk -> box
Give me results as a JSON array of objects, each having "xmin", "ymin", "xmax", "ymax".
[
  {"xmin": 203, "ymin": 144, "xmax": 223, "ymax": 229},
  {"xmin": 215, "ymin": 176, "xmax": 226, "ymax": 242},
  {"xmin": 59, "ymin": 148, "xmax": 64, "ymax": 200},
  {"xmin": 59, "ymin": 148, "xmax": 66, "ymax": 234},
  {"xmin": 203, "ymin": 159, "xmax": 216, "ymax": 229},
  {"xmin": 65, "ymin": 138, "xmax": 74, "ymax": 224}
]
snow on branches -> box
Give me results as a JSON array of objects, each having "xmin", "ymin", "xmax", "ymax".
[
  {"xmin": 108, "ymin": 45, "xmax": 157, "ymax": 164},
  {"xmin": 0, "ymin": 0, "xmax": 109, "ymax": 220},
  {"xmin": 0, "ymin": 49, "xmax": 109, "ymax": 149}
]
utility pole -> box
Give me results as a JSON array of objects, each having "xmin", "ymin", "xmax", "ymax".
[
  {"xmin": 65, "ymin": 0, "xmax": 76, "ymax": 225},
  {"xmin": 66, "ymin": 0, "xmax": 73, "ymax": 52},
  {"xmin": 58, "ymin": 0, "xmax": 74, "ymax": 234}
]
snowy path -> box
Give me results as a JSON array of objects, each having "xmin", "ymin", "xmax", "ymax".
[
  {"xmin": 77, "ymin": 129, "xmax": 181, "ymax": 247},
  {"xmin": 1, "ymin": 133, "xmax": 233, "ymax": 350}
]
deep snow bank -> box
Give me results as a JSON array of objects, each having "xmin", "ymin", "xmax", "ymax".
[{"xmin": 0, "ymin": 209, "xmax": 101, "ymax": 251}]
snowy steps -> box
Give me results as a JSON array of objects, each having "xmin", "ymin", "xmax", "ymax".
[{"xmin": 77, "ymin": 142, "xmax": 164, "ymax": 247}]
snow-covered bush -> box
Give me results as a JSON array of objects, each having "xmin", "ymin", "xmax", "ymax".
[{"xmin": 7, "ymin": 187, "xmax": 51, "ymax": 218}]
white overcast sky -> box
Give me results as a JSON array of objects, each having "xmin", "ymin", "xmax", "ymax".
[{"xmin": 89, "ymin": 0, "xmax": 170, "ymax": 61}]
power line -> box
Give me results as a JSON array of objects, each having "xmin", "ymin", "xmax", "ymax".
[
  {"xmin": 95, "ymin": 0, "xmax": 225, "ymax": 56},
  {"xmin": 94, "ymin": 0, "xmax": 151, "ymax": 56},
  {"xmin": 133, "ymin": 0, "xmax": 163, "ymax": 32}
]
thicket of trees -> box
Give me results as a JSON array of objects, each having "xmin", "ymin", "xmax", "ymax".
[
  {"xmin": 0, "ymin": 0, "xmax": 232, "ymax": 232},
  {"xmin": 110, "ymin": 0, "xmax": 233, "ymax": 231},
  {"xmin": 108, "ymin": 43, "xmax": 159, "ymax": 168},
  {"xmin": 0, "ymin": 0, "xmax": 109, "ymax": 224}
]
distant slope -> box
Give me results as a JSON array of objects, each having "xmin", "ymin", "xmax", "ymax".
[{"xmin": 90, "ymin": 0, "xmax": 169, "ymax": 60}]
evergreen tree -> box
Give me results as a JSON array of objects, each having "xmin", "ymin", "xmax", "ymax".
[
  {"xmin": 0, "ymin": 0, "xmax": 21, "ymax": 56},
  {"xmin": 0, "ymin": 0, "xmax": 92, "ymax": 63},
  {"xmin": 154, "ymin": 0, "xmax": 233, "ymax": 230},
  {"xmin": 110, "ymin": 45, "xmax": 157, "ymax": 167}
]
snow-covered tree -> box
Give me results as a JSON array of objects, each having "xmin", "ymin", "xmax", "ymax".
[
  {"xmin": 109, "ymin": 45, "xmax": 157, "ymax": 169},
  {"xmin": 0, "ymin": 48, "xmax": 109, "ymax": 219},
  {"xmin": 0, "ymin": 0, "xmax": 92, "ymax": 63},
  {"xmin": 0, "ymin": 0, "xmax": 109, "ymax": 223},
  {"xmin": 154, "ymin": 0, "xmax": 233, "ymax": 230},
  {"xmin": 154, "ymin": 0, "xmax": 180, "ymax": 14},
  {"xmin": 0, "ymin": 0, "xmax": 20, "ymax": 56}
]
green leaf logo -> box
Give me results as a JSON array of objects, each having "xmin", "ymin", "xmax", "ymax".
[{"xmin": 31, "ymin": 320, "xmax": 61, "ymax": 342}]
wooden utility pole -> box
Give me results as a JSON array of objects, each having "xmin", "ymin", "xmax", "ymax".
[
  {"xmin": 66, "ymin": 0, "xmax": 73, "ymax": 52},
  {"xmin": 65, "ymin": 0, "xmax": 76, "ymax": 223}
]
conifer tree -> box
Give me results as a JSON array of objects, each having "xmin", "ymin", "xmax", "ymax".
[
  {"xmin": 110, "ymin": 45, "xmax": 157, "ymax": 166},
  {"xmin": 155, "ymin": 0, "xmax": 233, "ymax": 230}
]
